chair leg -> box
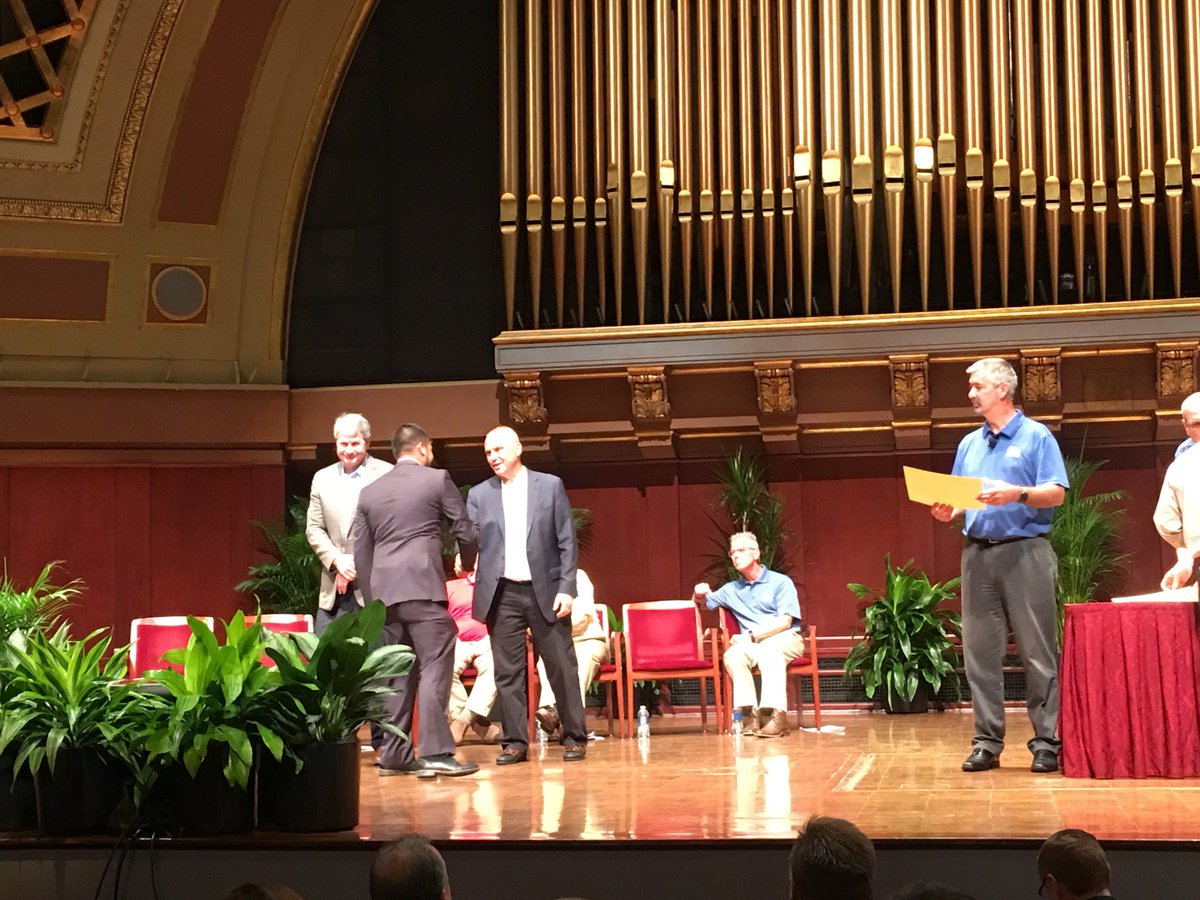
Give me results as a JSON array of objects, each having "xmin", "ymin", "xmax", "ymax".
[
  {"xmin": 700, "ymin": 678, "xmax": 707, "ymax": 732},
  {"xmin": 604, "ymin": 684, "xmax": 615, "ymax": 737},
  {"xmin": 811, "ymin": 671, "xmax": 822, "ymax": 731}
]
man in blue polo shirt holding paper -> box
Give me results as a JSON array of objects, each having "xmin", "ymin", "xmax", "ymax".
[
  {"xmin": 693, "ymin": 531, "xmax": 803, "ymax": 738},
  {"xmin": 931, "ymin": 357, "xmax": 1069, "ymax": 774}
]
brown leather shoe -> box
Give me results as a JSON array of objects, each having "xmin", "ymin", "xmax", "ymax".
[
  {"xmin": 735, "ymin": 705, "xmax": 757, "ymax": 735},
  {"xmin": 563, "ymin": 743, "xmax": 586, "ymax": 762},
  {"xmin": 755, "ymin": 707, "xmax": 790, "ymax": 738},
  {"xmin": 535, "ymin": 705, "xmax": 560, "ymax": 735},
  {"xmin": 496, "ymin": 746, "xmax": 528, "ymax": 766}
]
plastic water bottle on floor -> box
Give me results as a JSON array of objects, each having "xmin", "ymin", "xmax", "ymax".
[
  {"xmin": 731, "ymin": 709, "xmax": 744, "ymax": 736},
  {"xmin": 636, "ymin": 705, "xmax": 651, "ymax": 738}
]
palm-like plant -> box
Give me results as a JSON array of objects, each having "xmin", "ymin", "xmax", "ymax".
[
  {"xmin": 235, "ymin": 496, "xmax": 321, "ymax": 615},
  {"xmin": 0, "ymin": 561, "xmax": 81, "ymax": 646},
  {"xmin": 706, "ymin": 448, "xmax": 789, "ymax": 580}
]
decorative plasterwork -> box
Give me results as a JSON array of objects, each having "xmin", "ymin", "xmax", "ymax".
[
  {"xmin": 889, "ymin": 354, "xmax": 929, "ymax": 408},
  {"xmin": 1020, "ymin": 349, "xmax": 1061, "ymax": 402},
  {"xmin": 754, "ymin": 360, "xmax": 796, "ymax": 414},
  {"xmin": 504, "ymin": 371, "xmax": 547, "ymax": 425},
  {"xmin": 1157, "ymin": 342, "xmax": 1198, "ymax": 398}
]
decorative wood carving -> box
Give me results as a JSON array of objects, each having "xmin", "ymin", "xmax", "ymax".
[
  {"xmin": 504, "ymin": 371, "xmax": 547, "ymax": 424},
  {"xmin": 889, "ymin": 355, "xmax": 929, "ymax": 408},
  {"xmin": 1020, "ymin": 349, "xmax": 1061, "ymax": 402},
  {"xmin": 1157, "ymin": 343, "xmax": 1198, "ymax": 398},
  {"xmin": 754, "ymin": 361, "xmax": 796, "ymax": 414},
  {"xmin": 627, "ymin": 367, "xmax": 670, "ymax": 421}
]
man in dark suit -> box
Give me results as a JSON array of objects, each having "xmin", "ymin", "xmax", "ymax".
[
  {"xmin": 467, "ymin": 425, "xmax": 587, "ymax": 764},
  {"xmin": 353, "ymin": 423, "xmax": 479, "ymax": 778}
]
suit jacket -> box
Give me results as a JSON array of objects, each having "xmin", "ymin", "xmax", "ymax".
[
  {"xmin": 352, "ymin": 460, "xmax": 477, "ymax": 607},
  {"xmin": 467, "ymin": 468, "xmax": 577, "ymax": 624},
  {"xmin": 305, "ymin": 455, "xmax": 393, "ymax": 610}
]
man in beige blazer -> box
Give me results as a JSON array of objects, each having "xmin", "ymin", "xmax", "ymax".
[{"xmin": 305, "ymin": 412, "xmax": 393, "ymax": 634}]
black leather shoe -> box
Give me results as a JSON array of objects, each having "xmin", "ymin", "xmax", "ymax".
[
  {"xmin": 496, "ymin": 746, "xmax": 528, "ymax": 766},
  {"xmin": 1030, "ymin": 749, "xmax": 1060, "ymax": 773},
  {"xmin": 419, "ymin": 755, "xmax": 479, "ymax": 777},
  {"xmin": 378, "ymin": 759, "xmax": 426, "ymax": 777},
  {"xmin": 563, "ymin": 743, "xmax": 586, "ymax": 762},
  {"xmin": 536, "ymin": 705, "xmax": 561, "ymax": 735},
  {"xmin": 961, "ymin": 748, "xmax": 1000, "ymax": 772}
]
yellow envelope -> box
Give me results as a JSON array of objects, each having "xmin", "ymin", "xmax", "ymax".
[{"xmin": 903, "ymin": 466, "xmax": 986, "ymax": 510}]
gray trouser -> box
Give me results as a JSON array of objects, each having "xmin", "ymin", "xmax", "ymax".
[{"xmin": 961, "ymin": 536, "xmax": 1061, "ymax": 756}]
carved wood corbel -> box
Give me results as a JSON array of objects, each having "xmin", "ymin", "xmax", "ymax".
[
  {"xmin": 889, "ymin": 354, "xmax": 930, "ymax": 450},
  {"xmin": 754, "ymin": 360, "xmax": 798, "ymax": 452},
  {"xmin": 627, "ymin": 366, "xmax": 673, "ymax": 457}
]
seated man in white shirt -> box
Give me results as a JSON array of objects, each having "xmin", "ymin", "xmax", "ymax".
[{"xmin": 534, "ymin": 569, "xmax": 610, "ymax": 738}]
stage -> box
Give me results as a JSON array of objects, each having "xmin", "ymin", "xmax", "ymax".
[{"xmin": 4, "ymin": 712, "xmax": 1200, "ymax": 899}]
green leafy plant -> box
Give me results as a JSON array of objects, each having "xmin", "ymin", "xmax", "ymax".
[
  {"xmin": 264, "ymin": 600, "xmax": 412, "ymax": 745},
  {"xmin": 1047, "ymin": 457, "xmax": 1128, "ymax": 636},
  {"xmin": 235, "ymin": 496, "xmax": 321, "ymax": 616},
  {"xmin": 843, "ymin": 556, "xmax": 962, "ymax": 709},
  {"xmin": 144, "ymin": 612, "xmax": 298, "ymax": 789},
  {"xmin": 706, "ymin": 448, "xmax": 789, "ymax": 581},
  {"xmin": 0, "ymin": 561, "xmax": 81, "ymax": 646}
]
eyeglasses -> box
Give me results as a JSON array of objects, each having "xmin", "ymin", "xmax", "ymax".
[{"xmin": 729, "ymin": 547, "xmax": 757, "ymax": 557}]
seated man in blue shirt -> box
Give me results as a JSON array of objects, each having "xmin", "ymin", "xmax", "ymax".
[{"xmin": 693, "ymin": 532, "xmax": 804, "ymax": 738}]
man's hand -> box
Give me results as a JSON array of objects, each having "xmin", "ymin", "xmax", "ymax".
[
  {"xmin": 977, "ymin": 480, "xmax": 1021, "ymax": 506},
  {"xmin": 692, "ymin": 582, "xmax": 712, "ymax": 603},
  {"xmin": 930, "ymin": 503, "xmax": 961, "ymax": 523},
  {"xmin": 453, "ymin": 553, "xmax": 465, "ymax": 577},
  {"xmin": 552, "ymin": 592, "xmax": 574, "ymax": 619},
  {"xmin": 1162, "ymin": 549, "xmax": 1195, "ymax": 590},
  {"xmin": 334, "ymin": 553, "xmax": 356, "ymax": 580},
  {"xmin": 335, "ymin": 572, "xmax": 350, "ymax": 594}
]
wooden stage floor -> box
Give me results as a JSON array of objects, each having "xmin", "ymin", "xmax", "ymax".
[{"xmin": 360, "ymin": 709, "xmax": 1200, "ymax": 844}]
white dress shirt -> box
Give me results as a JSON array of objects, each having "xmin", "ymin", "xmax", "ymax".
[{"xmin": 501, "ymin": 466, "xmax": 532, "ymax": 581}]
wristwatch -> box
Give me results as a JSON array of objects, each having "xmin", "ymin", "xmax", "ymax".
[{"xmin": 1018, "ymin": 489, "xmax": 1030, "ymax": 504}]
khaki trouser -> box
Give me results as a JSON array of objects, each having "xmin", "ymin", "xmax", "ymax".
[
  {"xmin": 537, "ymin": 637, "xmax": 610, "ymax": 708},
  {"xmin": 722, "ymin": 629, "xmax": 805, "ymax": 710},
  {"xmin": 449, "ymin": 637, "xmax": 497, "ymax": 720}
]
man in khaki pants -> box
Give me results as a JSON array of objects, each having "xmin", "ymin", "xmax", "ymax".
[{"xmin": 694, "ymin": 532, "xmax": 804, "ymax": 738}]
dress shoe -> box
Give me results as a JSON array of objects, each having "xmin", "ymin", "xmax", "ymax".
[
  {"xmin": 562, "ymin": 743, "xmax": 586, "ymax": 762},
  {"xmin": 536, "ymin": 705, "xmax": 561, "ymax": 735},
  {"xmin": 419, "ymin": 755, "xmax": 479, "ymax": 777},
  {"xmin": 1030, "ymin": 749, "xmax": 1060, "ymax": 773},
  {"xmin": 755, "ymin": 707, "xmax": 790, "ymax": 738},
  {"xmin": 496, "ymin": 746, "xmax": 528, "ymax": 766},
  {"xmin": 735, "ymin": 705, "xmax": 757, "ymax": 735},
  {"xmin": 961, "ymin": 748, "xmax": 1000, "ymax": 772},
  {"xmin": 378, "ymin": 759, "xmax": 428, "ymax": 777}
]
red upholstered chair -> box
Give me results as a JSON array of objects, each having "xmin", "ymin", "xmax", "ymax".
[
  {"xmin": 717, "ymin": 610, "xmax": 822, "ymax": 731},
  {"xmin": 245, "ymin": 613, "xmax": 314, "ymax": 667},
  {"xmin": 128, "ymin": 616, "xmax": 215, "ymax": 678},
  {"xmin": 591, "ymin": 603, "xmax": 626, "ymax": 737},
  {"xmin": 622, "ymin": 601, "xmax": 722, "ymax": 734}
]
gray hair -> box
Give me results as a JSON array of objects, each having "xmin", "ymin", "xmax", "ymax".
[
  {"xmin": 333, "ymin": 412, "xmax": 371, "ymax": 441},
  {"xmin": 729, "ymin": 531, "xmax": 760, "ymax": 550},
  {"xmin": 1181, "ymin": 391, "xmax": 1200, "ymax": 419},
  {"xmin": 966, "ymin": 357, "xmax": 1018, "ymax": 396}
]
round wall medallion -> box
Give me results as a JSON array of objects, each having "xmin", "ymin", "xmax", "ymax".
[{"xmin": 151, "ymin": 265, "xmax": 207, "ymax": 321}]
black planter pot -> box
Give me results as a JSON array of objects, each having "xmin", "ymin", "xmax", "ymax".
[
  {"xmin": 884, "ymin": 682, "xmax": 931, "ymax": 715},
  {"xmin": 258, "ymin": 740, "xmax": 360, "ymax": 832},
  {"xmin": 34, "ymin": 747, "xmax": 125, "ymax": 835},
  {"xmin": 0, "ymin": 749, "xmax": 37, "ymax": 832},
  {"xmin": 160, "ymin": 752, "xmax": 255, "ymax": 835}
]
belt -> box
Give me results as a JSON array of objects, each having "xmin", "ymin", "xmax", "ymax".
[
  {"xmin": 501, "ymin": 577, "xmax": 533, "ymax": 586},
  {"xmin": 966, "ymin": 535, "xmax": 1037, "ymax": 548}
]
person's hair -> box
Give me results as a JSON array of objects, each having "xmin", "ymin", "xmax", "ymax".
[
  {"xmin": 333, "ymin": 412, "xmax": 371, "ymax": 441},
  {"xmin": 789, "ymin": 816, "xmax": 875, "ymax": 900},
  {"xmin": 1037, "ymin": 829, "xmax": 1110, "ymax": 897},
  {"xmin": 729, "ymin": 531, "xmax": 759, "ymax": 550},
  {"xmin": 370, "ymin": 834, "xmax": 448, "ymax": 900},
  {"xmin": 391, "ymin": 423, "xmax": 431, "ymax": 457},
  {"xmin": 220, "ymin": 885, "xmax": 305, "ymax": 900},
  {"xmin": 1181, "ymin": 391, "xmax": 1200, "ymax": 419},
  {"xmin": 966, "ymin": 357, "xmax": 1018, "ymax": 397},
  {"xmin": 891, "ymin": 882, "xmax": 976, "ymax": 900}
]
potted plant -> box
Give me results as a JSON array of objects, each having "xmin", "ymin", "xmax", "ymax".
[
  {"xmin": 843, "ymin": 556, "xmax": 962, "ymax": 714},
  {"xmin": 705, "ymin": 448, "xmax": 790, "ymax": 582},
  {"xmin": 235, "ymin": 497, "xmax": 322, "ymax": 615},
  {"xmin": 257, "ymin": 600, "xmax": 412, "ymax": 832},
  {"xmin": 0, "ymin": 626, "xmax": 153, "ymax": 835},
  {"xmin": 143, "ymin": 612, "xmax": 298, "ymax": 835}
]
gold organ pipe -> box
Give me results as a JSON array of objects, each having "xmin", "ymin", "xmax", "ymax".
[
  {"xmin": 961, "ymin": 0, "xmax": 985, "ymax": 307},
  {"xmin": 777, "ymin": 0, "xmax": 796, "ymax": 315},
  {"xmin": 880, "ymin": 0, "xmax": 905, "ymax": 313},
  {"xmin": 909, "ymin": 0, "xmax": 934, "ymax": 312},
  {"xmin": 738, "ymin": 0, "xmax": 757, "ymax": 317},
  {"xmin": 793, "ymin": 0, "xmax": 815, "ymax": 315},
  {"xmin": 987, "ymin": 0, "xmax": 1012, "ymax": 307},
  {"xmin": 525, "ymin": 0, "xmax": 545, "ymax": 327},
  {"xmin": 1109, "ymin": 0, "xmax": 1135, "ymax": 299},
  {"xmin": 756, "ymin": 0, "xmax": 776, "ymax": 317},
  {"xmin": 499, "ymin": 0, "xmax": 519, "ymax": 330},
  {"xmin": 1086, "ymin": 0, "xmax": 1108, "ymax": 300},
  {"xmin": 1062, "ymin": 0, "xmax": 1086, "ymax": 301},
  {"xmin": 654, "ymin": 0, "xmax": 675, "ymax": 322},
  {"xmin": 935, "ymin": 0, "xmax": 957, "ymax": 306},
  {"xmin": 1037, "ymin": 0, "xmax": 1060, "ymax": 303},
  {"xmin": 697, "ymin": 0, "xmax": 716, "ymax": 318},
  {"xmin": 1131, "ymin": 0, "xmax": 1156, "ymax": 299},
  {"xmin": 1186, "ymin": 0, "xmax": 1200, "ymax": 277},
  {"xmin": 591, "ymin": 0, "xmax": 609, "ymax": 322},
  {"xmin": 629, "ymin": 0, "xmax": 650, "ymax": 323},
  {"xmin": 718, "ymin": 0, "xmax": 737, "ymax": 317},
  {"xmin": 848, "ymin": 0, "xmax": 874, "ymax": 314},
  {"xmin": 1013, "ymin": 0, "xmax": 1037, "ymax": 305},
  {"xmin": 570, "ymin": 0, "xmax": 588, "ymax": 325},
  {"xmin": 606, "ymin": 0, "xmax": 626, "ymax": 323},
  {"xmin": 675, "ymin": 0, "xmax": 693, "ymax": 320},
  {"xmin": 548, "ymin": 0, "xmax": 568, "ymax": 326},
  {"xmin": 819, "ymin": 0, "xmax": 844, "ymax": 314},
  {"xmin": 1158, "ymin": 0, "xmax": 1184, "ymax": 297}
]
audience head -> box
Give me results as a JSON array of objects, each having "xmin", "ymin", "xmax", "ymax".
[
  {"xmin": 370, "ymin": 834, "xmax": 451, "ymax": 900},
  {"xmin": 789, "ymin": 815, "xmax": 875, "ymax": 900},
  {"xmin": 332, "ymin": 412, "xmax": 371, "ymax": 473},
  {"xmin": 891, "ymin": 883, "xmax": 975, "ymax": 900},
  {"xmin": 391, "ymin": 423, "xmax": 433, "ymax": 463},
  {"xmin": 1037, "ymin": 829, "xmax": 1111, "ymax": 900},
  {"xmin": 220, "ymin": 885, "xmax": 305, "ymax": 900}
]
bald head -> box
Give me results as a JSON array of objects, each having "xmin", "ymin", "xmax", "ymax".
[
  {"xmin": 370, "ymin": 835, "xmax": 450, "ymax": 900},
  {"xmin": 484, "ymin": 426, "xmax": 524, "ymax": 482}
]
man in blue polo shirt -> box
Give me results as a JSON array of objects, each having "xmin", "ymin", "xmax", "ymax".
[
  {"xmin": 931, "ymin": 357, "xmax": 1069, "ymax": 774},
  {"xmin": 693, "ymin": 531, "xmax": 803, "ymax": 738}
]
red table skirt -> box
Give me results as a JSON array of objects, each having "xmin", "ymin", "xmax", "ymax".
[{"xmin": 1060, "ymin": 601, "xmax": 1200, "ymax": 778}]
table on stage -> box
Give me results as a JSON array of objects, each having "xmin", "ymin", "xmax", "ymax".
[{"xmin": 1060, "ymin": 601, "xmax": 1200, "ymax": 778}]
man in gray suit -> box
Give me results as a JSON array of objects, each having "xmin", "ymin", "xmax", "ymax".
[
  {"xmin": 354, "ymin": 423, "xmax": 479, "ymax": 778},
  {"xmin": 467, "ymin": 426, "xmax": 587, "ymax": 765},
  {"xmin": 305, "ymin": 412, "xmax": 393, "ymax": 634}
]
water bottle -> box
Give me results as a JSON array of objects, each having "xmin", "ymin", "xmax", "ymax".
[
  {"xmin": 731, "ymin": 709, "xmax": 744, "ymax": 735},
  {"xmin": 636, "ymin": 705, "xmax": 650, "ymax": 738}
]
